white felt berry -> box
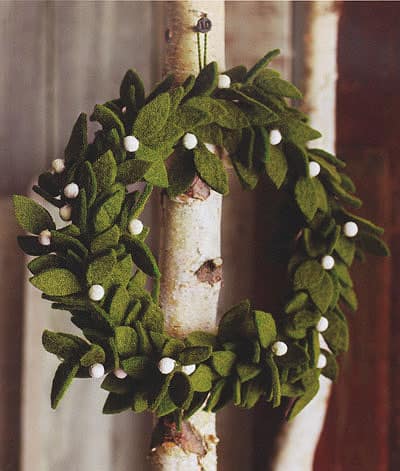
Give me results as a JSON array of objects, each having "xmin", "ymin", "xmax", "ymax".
[
  {"xmin": 89, "ymin": 363, "xmax": 105, "ymax": 379},
  {"xmin": 158, "ymin": 357, "xmax": 176, "ymax": 375},
  {"xmin": 309, "ymin": 161, "xmax": 321, "ymax": 178},
  {"xmin": 343, "ymin": 221, "xmax": 358, "ymax": 238},
  {"xmin": 114, "ymin": 368, "xmax": 128, "ymax": 379},
  {"xmin": 128, "ymin": 218, "xmax": 144, "ymax": 236},
  {"xmin": 38, "ymin": 229, "xmax": 52, "ymax": 246},
  {"xmin": 59, "ymin": 204, "xmax": 72, "ymax": 221},
  {"xmin": 88, "ymin": 284, "xmax": 105, "ymax": 302},
  {"xmin": 124, "ymin": 135, "xmax": 139, "ymax": 153},
  {"xmin": 317, "ymin": 354, "xmax": 327, "ymax": 369},
  {"xmin": 269, "ymin": 129, "xmax": 282, "ymax": 146},
  {"xmin": 218, "ymin": 74, "xmax": 231, "ymax": 89},
  {"xmin": 182, "ymin": 132, "xmax": 198, "ymax": 150},
  {"xmin": 51, "ymin": 158, "xmax": 65, "ymax": 174},
  {"xmin": 271, "ymin": 341, "xmax": 288, "ymax": 356},
  {"xmin": 316, "ymin": 316, "xmax": 329, "ymax": 333},
  {"xmin": 321, "ymin": 255, "xmax": 335, "ymax": 270},
  {"xmin": 64, "ymin": 182, "xmax": 79, "ymax": 199},
  {"xmin": 182, "ymin": 364, "xmax": 196, "ymax": 376}
]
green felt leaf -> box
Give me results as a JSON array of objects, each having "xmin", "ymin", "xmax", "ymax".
[
  {"xmin": 323, "ymin": 311, "xmax": 349, "ymax": 353},
  {"xmin": 328, "ymin": 179, "xmax": 362, "ymax": 208},
  {"xmin": 178, "ymin": 346, "xmax": 212, "ymax": 365},
  {"xmin": 149, "ymin": 331, "xmax": 167, "ymax": 352},
  {"xmin": 265, "ymin": 355, "xmax": 281, "ymax": 407},
  {"xmin": 101, "ymin": 374, "xmax": 133, "ymax": 394},
  {"xmin": 92, "ymin": 150, "xmax": 117, "ymax": 192},
  {"xmin": 141, "ymin": 303, "xmax": 164, "ymax": 332},
  {"xmin": 189, "ymin": 364, "xmax": 213, "ymax": 392},
  {"xmin": 292, "ymin": 310, "xmax": 320, "ymax": 329},
  {"xmin": 232, "ymin": 158, "xmax": 259, "ymax": 190},
  {"xmin": 218, "ymin": 300, "xmax": 250, "ymax": 342},
  {"xmin": 93, "ymin": 185, "xmax": 125, "ymax": 233},
  {"xmin": 236, "ymin": 363, "xmax": 261, "ymax": 383},
  {"xmin": 186, "ymin": 331, "xmax": 217, "ymax": 348},
  {"xmin": 110, "ymin": 253, "xmax": 133, "ymax": 286},
  {"xmin": 358, "ymin": 231, "xmax": 390, "ymax": 256},
  {"xmin": 294, "ymin": 260, "xmax": 325, "ymax": 291},
  {"xmin": 167, "ymin": 151, "xmax": 196, "ymax": 198},
  {"xmin": 133, "ymin": 92, "xmax": 170, "ymax": 144},
  {"xmin": 338, "ymin": 209, "xmax": 384, "ymax": 236},
  {"xmin": 31, "ymin": 268, "xmax": 81, "ymax": 296},
  {"xmin": 223, "ymin": 65, "xmax": 247, "ymax": 83},
  {"xmin": 115, "ymin": 326, "xmax": 138, "ymax": 358},
  {"xmin": 162, "ymin": 338, "xmax": 185, "ymax": 357},
  {"xmin": 333, "ymin": 262, "xmax": 353, "ymax": 287},
  {"xmin": 42, "ymin": 330, "xmax": 87, "ymax": 359},
  {"xmin": 117, "ymin": 159, "xmax": 151, "ymax": 185},
  {"xmin": 265, "ymin": 146, "xmax": 287, "ymax": 189},
  {"xmin": 28, "ymin": 254, "xmax": 66, "ymax": 275},
  {"xmin": 211, "ymin": 351, "xmax": 236, "ymax": 377},
  {"xmin": 155, "ymin": 394, "xmax": 175, "ymax": 417},
  {"xmin": 90, "ymin": 225, "xmax": 120, "ymax": 255},
  {"xmin": 80, "ymin": 344, "xmax": 105, "ymax": 367},
  {"xmin": 135, "ymin": 321, "xmax": 152, "ymax": 355},
  {"xmin": 78, "ymin": 161, "xmax": 97, "ymax": 207},
  {"xmin": 120, "ymin": 69, "xmax": 145, "ymax": 109},
  {"xmin": 91, "ymin": 104, "xmax": 124, "ymax": 137},
  {"xmin": 64, "ymin": 113, "xmax": 87, "ymax": 163},
  {"xmin": 169, "ymin": 371, "xmax": 193, "ymax": 409},
  {"xmin": 103, "ymin": 392, "xmax": 133, "ymax": 414},
  {"xmin": 108, "ymin": 285, "xmax": 130, "ymax": 325},
  {"xmin": 321, "ymin": 349, "xmax": 339, "ymax": 381},
  {"xmin": 13, "ymin": 195, "xmax": 55, "ymax": 234},
  {"xmin": 284, "ymin": 291, "xmax": 309, "ymax": 314},
  {"xmin": 308, "ymin": 148, "xmax": 346, "ymax": 169},
  {"xmin": 122, "ymin": 235, "xmax": 160, "ymax": 278},
  {"xmin": 51, "ymin": 361, "xmax": 80, "ymax": 409},
  {"xmin": 195, "ymin": 124, "xmax": 224, "ymax": 147},
  {"xmin": 216, "ymin": 100, "xmax": 249, "ymax": 129},
  {"xmin": 183, "ymin": 392, "xmax": 208, "ymax": 419},
  {"xmin": 241, "ymin": 377, "xmax": 264, "ymax": 409},
  {"xmin": 340, "ymin": 286, "xmax": 358, "ymax": 311},
  {"xmin": 256, "ymin": 77, "xmax": 302, "ymax": 99},
  {"xmin": 309, "ymin": 272, "xmax": 334, "ymax": 313},
  {"xmin": 144, "ymin": 159, "xmax": 169, "ymax": 188},
  {"xmin": 245, "ymin": 49, "xmax": 280, "ymax": 83},
  {"xmin": 190, "ymin": 61, "xmax": 218, "ymax": 96},
  {"xmin": 254, "ymin": 310, "xmax": 276, "ymax": 348},
  {"xmin": 334, "ymin": 235, "xmax": 356, "ymax": 266},
  {"xmin": 205, "ymin": 379, "xmax": 228, "ymax": 412},
  {"xmin": 194, "ymin": 145, "xmax": 228, "ymax": 195},
  {"xmin": 132, "ymin": 391, "xmax": 149, "ymax": 413},
  {"xmin": 146, "ymin": 73, "xmax": 175, "ymax": 103},
  {"xmin": 121, "ymin": 355, "xmax": 151, "ymax": 379},
  {"xmin": 174, "ymin": 104, "xmax": 210, "ymax": 129},
  {"xmin": 287, "ymin": 369, "xmax": 320, "ymax": 420},
  {"xmin": 281, "ymin": 116, "xmax": 322, "ymax": 145},
  {"xmin": 86, "ymin": 251, "xmax": 117, "ymax": 285},
  {"xmin": 295, "ymin": 177, "xmax": 318, "ymax": 220}
]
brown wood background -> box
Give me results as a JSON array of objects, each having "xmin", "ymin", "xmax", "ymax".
[{"xmin": 0, "ymin": 1, "xmax": 398, "ymax": 470}]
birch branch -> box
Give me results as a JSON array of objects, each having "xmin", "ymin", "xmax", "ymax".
[
  {"xmin": 272, "ymin": 3, "xmax": 340, "ymax": 470},
  {"xmin": 150, "ymin": 2, "xmax": 225, "ymax": 470}
]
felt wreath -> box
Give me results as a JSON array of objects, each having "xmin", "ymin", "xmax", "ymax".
[{"xmin": 13, "ymin": 49, "xmax": 389, "ymax": 422}]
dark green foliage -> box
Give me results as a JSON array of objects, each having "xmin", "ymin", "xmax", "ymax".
[
  {"xmin": 13, "ymin": 195, "xmax": 55, "ymax": 234},
  {"xmin": 194, "ymin": 145, "xmax": 229, "ymax": 195},
  {"xmin": 15, "ymin": 49, "xmax": 389, "ymax": 420},
  {"xmin": 64, "ymin": 113, "xmax": 87, "ymax": 163}
]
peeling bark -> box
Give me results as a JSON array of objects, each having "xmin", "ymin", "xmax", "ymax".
[{"xmin": 150, "ymin": 2, "xmax": 225, "ymax": 470}]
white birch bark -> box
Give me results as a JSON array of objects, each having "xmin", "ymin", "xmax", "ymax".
[
  {"xmin": 150, "ymin": 2, "xmax": 225, "ymax": 471},
  {"xmin": 272, "ymin": 2, "xmax": 340, "ymax": 470}
]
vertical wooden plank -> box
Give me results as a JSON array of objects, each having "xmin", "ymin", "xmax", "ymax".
[
  {"xmin": 315, "ymin": 3, "xmax": 398, "ymax": 470},
  {"xmin": 219, "ymin": 3, "xmax": 292, "ymax": 470}
]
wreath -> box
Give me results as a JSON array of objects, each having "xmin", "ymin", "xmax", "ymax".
[{"xmin": 13, "ymin": 49, "xmax": 389, "ymax": 424}]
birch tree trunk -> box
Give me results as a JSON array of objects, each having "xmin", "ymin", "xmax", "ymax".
[
  {"xmin": 150, "ymin": 2, "xmax": 225, "ymax": 470},
  {"xmin": 272, "ymin": 3, "xmax": 340, "ymax": 470}
]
